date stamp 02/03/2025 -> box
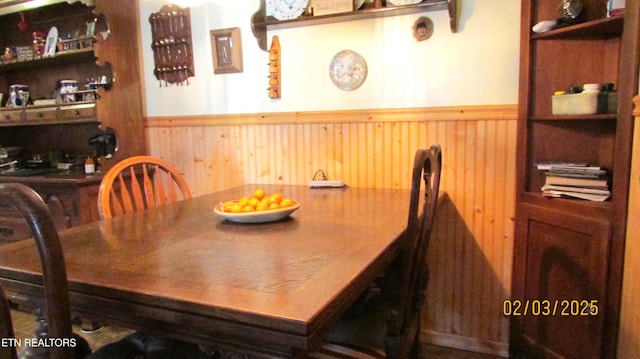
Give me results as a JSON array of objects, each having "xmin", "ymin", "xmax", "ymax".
[{"xmin": 503, "ymin": 299, "xmax": 599, "ymax": 317}]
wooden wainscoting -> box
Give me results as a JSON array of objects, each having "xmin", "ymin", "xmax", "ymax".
[{"xmin": 144, "ymin": 105, "xmax": 517, "ymax": 357}]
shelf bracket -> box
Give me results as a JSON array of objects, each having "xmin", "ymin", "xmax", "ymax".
[
  {"xmin": 447, "ymin": 0, "xmax": 457, "ymax": 33},
  {"xmin": 251, "ymin": 0, "xmax": 268, "ymax": 51}
]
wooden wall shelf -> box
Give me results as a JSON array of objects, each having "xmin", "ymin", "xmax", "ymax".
[
  {"xmin": 0, "ymin": 102, "xmax": 97, "ymax": 127},
  {"xmin": 251, "ymin": 0, "xmax": 457, "ymax": 51},
  {"xmin": 0, "ymin": 0, "xmax": 94, "ymax": 16},
  {"xmin": 531, "ymin": 15, "xmax": 624, "ymax": 40},
  {"xmin": 0, "ymin": 48, "xmax": 95, "ymax": 74}
]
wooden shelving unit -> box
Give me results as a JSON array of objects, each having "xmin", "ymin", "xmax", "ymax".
[
  {"xmin": 250, "ymin": 0, "xmax": 457, "ymax": 51},
  {"xmin": 511, "ymin": 0, "xmax": 640, "ymax": 357}
]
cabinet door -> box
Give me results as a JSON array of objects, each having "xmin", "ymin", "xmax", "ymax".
[
  {"xmin": 512, "ymin": 204, "xmax": 611, "ymax": 359},
  {"xmin": 0, "ymin": 191, "xmax": 71, "ymax": 244}
]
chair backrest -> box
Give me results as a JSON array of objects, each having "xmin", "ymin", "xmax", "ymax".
[
  {"xmin": 98, "ymin": 156, "xmax": 192, "ymax": 219},
  {"xmin": 386, "ymin": 145, "xmax": 442, "ymax": 353},
  {"xmin": 0, "ymin": 183, "xmax": 77, "ymax": 359}
]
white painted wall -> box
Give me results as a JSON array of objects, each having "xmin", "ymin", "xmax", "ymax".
[{"xmin": 138, "ymin": 0, "xmax": 521, "ymax": 116}]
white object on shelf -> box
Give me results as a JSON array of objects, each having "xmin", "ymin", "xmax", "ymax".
[
  {"xmin": 608, "ymin": 0, "xmax": 625, "ymax": 17},
  {"xmin": 532, "ymin": 20, "xmax": 557, "ymax": 33},
  {"xmin": 309, "ymin": 180, "xmax": 345, "ymax": 188},
  {"xmin": 311, "ymin": 0, "xmax": 352, "ymax": 16}
]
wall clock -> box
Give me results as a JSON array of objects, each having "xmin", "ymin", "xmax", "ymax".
[{"xmin": 267, "ymin": 0, "xmax": 309, "ymax": 20}]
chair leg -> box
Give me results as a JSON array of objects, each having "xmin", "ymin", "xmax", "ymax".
[
  {"xmin": 19, "ymin": 308, "xmax": 51, "ymax": 359},
  {"xmin": 80, "ymin": 317, "xmax": 103, "ymax": 333}
]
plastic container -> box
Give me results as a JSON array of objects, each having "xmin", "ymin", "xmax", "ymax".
[
  {"xmin": 552, "ymin": 92, "xmax": 599, "ymax": 115},
  {"xmin": 552, "ymin": 91, "xmax": 618, "ymax": 115}
]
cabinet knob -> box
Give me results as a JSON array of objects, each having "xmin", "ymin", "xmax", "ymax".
[
  {"xmin": 38, "ymin": 112, "xmax": 44, "ymax": 118},
  {"xmin": 74, "ymin": 110, "xmax": 80, "ymax": 115}
]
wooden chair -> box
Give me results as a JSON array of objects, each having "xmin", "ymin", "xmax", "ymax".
[
  {"xmin": 314, "ymin": 145, "xmax": 442, "ymax": 359},
  {"xmin": 0, "ymin": 183, "xmax": 209, "ymax": 359},
  {"xmin": 0, "ymin": 182, "xmax": 92, "ymax": 359},
  {"xmin": 98, "ymin": 156, "xmax": 191, "ymax": 219}
]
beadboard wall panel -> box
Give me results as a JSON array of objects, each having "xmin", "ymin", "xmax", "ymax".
[{"xmin": 144, "ymin": 105, "xmax": 517, "ymax": 357}]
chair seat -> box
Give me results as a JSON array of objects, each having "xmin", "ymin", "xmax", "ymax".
[
  {"xmin": 84, "ymin": 332, "xmax": 211, "ymax": 359},
  {"xmin": 324, "ymin": 293, "xmax": 388, "ymax": 353},
  {"xmin": 311, "ymin": 145, "xmax": 442, "ymax": 359}
]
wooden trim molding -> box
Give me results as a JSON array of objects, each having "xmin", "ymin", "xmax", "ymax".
[
  {"xmin": 633, "ymin": 95, "xmax": 640, "ymax": 117},
  {"xmin": 144, "ymin": 105, "xmax": 518, "ymax": 127}
]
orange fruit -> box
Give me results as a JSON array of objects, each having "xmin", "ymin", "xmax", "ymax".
[
  {"xmin": 230, "ymin": 203, "xmax": 243, "ymax": 213},
  {"xmin": 248, "ymin": 198, "xmax": 260, "ymax": 208},
  {"xmin": 256, "ymin": 202, "xmax": 269, "ymax": 211},
  {"xmin": 253, "ymin": 188, "xmax": 266, "ymax": 200},
  {"xmin": 223, "ymin": 201, "xmax": 235, "ymax": 212},
  {"xmin": 269, "ymin": 192, "xmax": 283, "ymax": 204},
  {"xmin": 238, "ymin": 196, "xmax": 251, "ymax": 205},
  {"xmin": 242, "ymin": 205, "xmax": 256, "ymax": 212},
  {"xmin": 280, "ymin": 198, "xmax": 294, "ymax": 208},
  {"xmin": 268, "ymin": 202, "xmax": 281, "ymax": 210}
]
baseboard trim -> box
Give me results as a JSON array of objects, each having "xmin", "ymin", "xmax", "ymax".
[{"xmin": 421, "ymin": 330, "xmax": 509, "ymax": 358}]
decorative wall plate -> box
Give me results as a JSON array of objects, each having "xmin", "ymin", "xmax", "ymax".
[
  {"xmin": 329, "ymin": 50, "xmax": 367, "ymax": 91},
  {"xmin": 267, "ymin": 0, "xmax": 309, "ymax": 20},
  {"xmin": 387, "ymin": 0, "xmax": 422, "ymax": 5}
]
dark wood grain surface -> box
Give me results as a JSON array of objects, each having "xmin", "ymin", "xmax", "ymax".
[{"xmin": 0, "ymin": 184, "xmax": 410, "ymax": 357}]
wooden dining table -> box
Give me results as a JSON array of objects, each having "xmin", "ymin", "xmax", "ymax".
[{"xmin": 0, "ymin": 184, "xmax": 412, "ymax": 358}]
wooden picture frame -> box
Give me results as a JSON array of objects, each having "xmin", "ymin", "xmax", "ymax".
[{"xmin": 210, "ymin": 27, "xmax": 243, "ymax": 74}]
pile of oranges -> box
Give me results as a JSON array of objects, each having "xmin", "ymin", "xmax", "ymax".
[{"xmin": 221, "ymin": 188, "xmax": 296, "ymax": 213}]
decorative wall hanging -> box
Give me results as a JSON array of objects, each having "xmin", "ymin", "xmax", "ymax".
[
  {"xmin": 328, "ymin": 49, "xmax": 367, "ymax": 91},
  {"xmin": 268, "ymin": 36, "xmax": 281, "ymax": 99},
  {"xmin": 413, "ymin": 16, "xmax": 433, "ymax": 41},
  {"xmin": 210, "ymin": 27, "xmax": 243, "ymax": 74},
  {"xmin": 149, "ymin": 4, "xmax": 194, "ymax": 86}
]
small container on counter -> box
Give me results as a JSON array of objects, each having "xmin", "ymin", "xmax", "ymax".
[
  {"xmin": 8, "ymin": 84, "xmax": 30, "ymax": 107},
  {"xmin": 84, "ymin": 157, "xmax": 95, "ymax": 174}
]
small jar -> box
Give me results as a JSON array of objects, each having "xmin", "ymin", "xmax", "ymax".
[
  {"xmin": 582, "ymin": 83, "xmax": 601, "ymax": 93},
  {"xmin": 84, "ymin": 157, "xmax": 95, "ymax": 174}
]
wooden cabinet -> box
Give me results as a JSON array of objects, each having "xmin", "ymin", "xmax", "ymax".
[
  {"xmin": 0, "ymin": 0, "xmax": 145, "ymax": 238},
  {"xmin": 0, "ymin": 175, "xmax": 102, "ymax": 244},
  {"xmin": 512, "ymin": 1, "xmax": 640, "ymax": 357},
  {"xmin": 0, "ymin": 0, "xmax": 145, "ymax": 168}
]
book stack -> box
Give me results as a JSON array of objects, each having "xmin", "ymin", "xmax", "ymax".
[{"xmin": 536, "ymin": 162, "xmax": 610, "ymax": 201}]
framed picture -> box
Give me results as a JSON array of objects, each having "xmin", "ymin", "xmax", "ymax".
[{"xmin": 210, "ymin": 27, "xmax": 243, "ymax": 74}]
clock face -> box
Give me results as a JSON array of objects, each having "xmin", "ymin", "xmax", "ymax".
[{"xmin": 267, "ymin": 0, "xmax": 309, "ymax": 20}]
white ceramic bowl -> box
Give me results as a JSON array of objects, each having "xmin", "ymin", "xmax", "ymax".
[{"xmin": 214, "ymin": 201, "xmax": 300, "ymax": 223}]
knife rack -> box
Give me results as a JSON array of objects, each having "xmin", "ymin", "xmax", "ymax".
[{"xmin": 149, "ymin": 4, "xmax": 194, "ymax": 86}]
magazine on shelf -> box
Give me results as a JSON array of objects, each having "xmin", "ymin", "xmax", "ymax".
[
  {"xmin": 542, "ymin": 190, "xmax": 610, "ymax": 202},
  {"xmin": 544, "ymin": 175, "xmax": 608, "ymax": 188},
  {"xmin": 547, "ymin": 166, "xmax": 607, "ymax": 177},
  {"xmin": 535, "ymin": 162, "xmax": 589, "ymax": 171},
  {"xmin": 541, "ymin": 184, "xmax": 611, "ymax": 195}
]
